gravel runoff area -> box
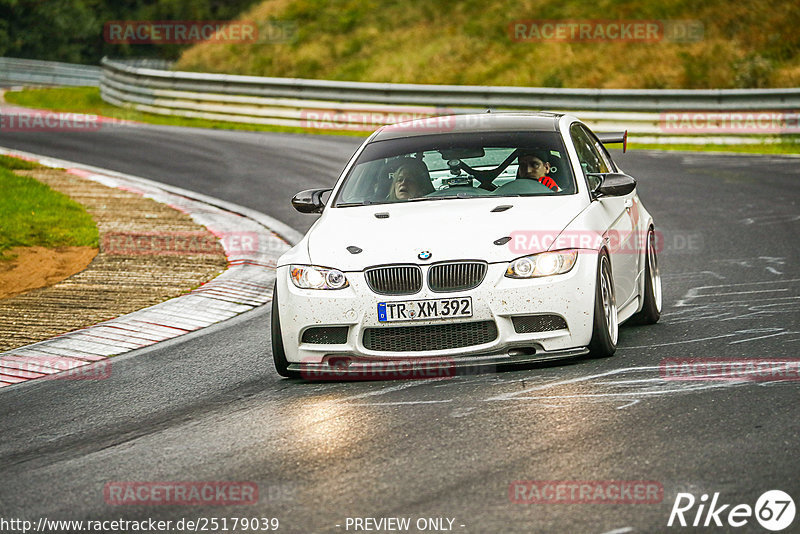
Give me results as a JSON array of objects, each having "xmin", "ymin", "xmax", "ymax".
[
  {"xmin": 0, "ymin": 166, "xmax": 228, "ymax": 351},
  {"xmin": 0, "ymin": 147, "xmax": 291, "ymax": 388}
]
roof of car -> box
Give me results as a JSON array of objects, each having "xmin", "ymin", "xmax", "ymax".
[{"xmin": 371, "ymin": 111, "xmax": 566, "ymax": 141}]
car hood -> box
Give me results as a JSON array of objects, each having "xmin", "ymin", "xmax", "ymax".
[{"xmin": 305, "ymin": 196, "xmax": 588, "ymax": 270}]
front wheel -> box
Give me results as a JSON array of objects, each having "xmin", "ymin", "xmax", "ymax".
[
  {"xmin": 271, "ymin": 284, "xmax": 299, "ymax": 378},
  {"xmin": 588, "ymin": 251, "xmax": 618, "ymax": 358},
  {"xmin": 630, "ymin": 228, "xmax": 662, "ymax": 325}
]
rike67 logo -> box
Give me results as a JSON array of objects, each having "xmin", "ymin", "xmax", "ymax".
[{"xmin": 668, "ymin": 490, "xmax": 795, "ymax": 531}]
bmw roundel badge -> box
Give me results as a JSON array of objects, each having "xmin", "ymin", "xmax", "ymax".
[{"xmin": 418, "ymin": 250, "xmax": 432, "ymax": 260}]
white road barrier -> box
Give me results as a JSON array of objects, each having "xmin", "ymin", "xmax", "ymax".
[{"xmin": 3, "ymin": 57, "xmax": 798, "ymax": 142}]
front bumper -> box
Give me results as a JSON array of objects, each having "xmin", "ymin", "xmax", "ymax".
[{"xmin": 275, "ymin": 252, "xmax": 597, "ymax": 366}]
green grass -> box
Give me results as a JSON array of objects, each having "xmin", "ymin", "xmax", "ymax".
[
  {"xmin": 0, "ymin": 155, "xmax": 41, "ymax": 170},
  {"xmin": 175, "ymin": 0, "xmax": 800, "ymax": 90},
  {"xmin": 629, "ymin": 140, "xmax": 800, "ymax": 155},
  {"xmin": 3, "ymin": 86, "xmax": 364, "ymax": 136},
  {"xmin": 0, "ymin": 162, "xmax": 99, "ymax": 260}
]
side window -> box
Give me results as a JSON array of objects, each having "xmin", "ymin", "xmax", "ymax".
[
  {"xmin": 569, "ymin": 123, "xmax": 609, "ymax": 191},
  {"xmin": 586, "ymin": 127, "xmax": 616, "ymax": 173}
]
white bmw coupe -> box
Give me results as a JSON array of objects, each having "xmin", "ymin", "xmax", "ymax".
[{"xmin": 272, "ymin": 112, "xmax": 661, "ymax": 378}]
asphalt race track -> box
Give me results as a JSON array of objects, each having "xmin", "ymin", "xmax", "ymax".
[{"xmin": 1, "ymin": 123, "xmax": 798, "ymax": 533}]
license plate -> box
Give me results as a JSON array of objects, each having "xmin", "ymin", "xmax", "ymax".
[{"xmin": 378, "ymin": 297, "xmax": 473, "ymax": 322}]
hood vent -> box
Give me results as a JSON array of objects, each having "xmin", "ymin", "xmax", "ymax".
[
  {"xmin": 491, "ymin": 205, "xmax": 513, "ymax": 212},
  {"xmin": 374, "ymin": 212, "xmax": 390, "ymax": 219}
]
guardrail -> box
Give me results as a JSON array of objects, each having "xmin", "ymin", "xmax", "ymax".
[
  {"xmin": 99, "ymin": 58, "xmax": 799, "ymax": 141},
  {"xmin": 100, "ymin": 57, "xmax": 800, "ymax": 111},
  {"xmin": 0, "ymin": 57, "xmax": 102, "ymax": 87},
  {"xmin": 0, "ymin": 55, "xmax": 785, "ymax": 142}
]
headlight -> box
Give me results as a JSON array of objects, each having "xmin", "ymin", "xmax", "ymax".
[
  {"xmin": 290, "ymin": 265, "xmax": 349, "ymax": 289},
  {"xmin": 505, "ymin": 250, "xmax": 578, "ymax": 278}
]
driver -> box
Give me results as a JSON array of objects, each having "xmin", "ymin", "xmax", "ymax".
[
  {"xmin": 387, "ymin": 159, "xmax": 435, "ymax": 200},
  {"xmin": 517, "ymin": 149, "xmax": 560, "ymax": 191}
]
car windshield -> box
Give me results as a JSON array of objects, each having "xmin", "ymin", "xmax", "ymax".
[{"xmin": 332, "ymin": 131, "xmax": 575, "ymax": 207}]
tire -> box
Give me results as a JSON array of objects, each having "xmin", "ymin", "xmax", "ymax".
[
  {"xmin": 588, "ymin": 251, "xmax": 618, "ymax": 358},
  {"xmin": 630, "ymin": 228, "xmax": 662, "ymax": 325},
  {"xmin": 271, "ymin": 284, "xmax": 299, "ymax": 378}
]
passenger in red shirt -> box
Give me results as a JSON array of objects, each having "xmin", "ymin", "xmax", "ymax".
[{"xmin": 516, "ymin": 150, "xmax": 560, "ymax": 191}]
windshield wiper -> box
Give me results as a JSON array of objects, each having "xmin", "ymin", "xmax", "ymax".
[
  {"xmin": 409, "ymin": 193, "xmax": 478, "ymax": 202},
  {"xmin": 337, "ymin": 194, "xmax": 482, "ymax": 207},
  {"xmin": 336, "ymin": 200, "xmax": 376, "ymax": 207}
]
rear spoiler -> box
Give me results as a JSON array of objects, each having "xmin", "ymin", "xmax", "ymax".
[{"xmin": 596, "ymin": 130, "xmax": 628, "ymax": 153}]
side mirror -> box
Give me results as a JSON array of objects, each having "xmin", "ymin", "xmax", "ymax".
[
  {"xmin": 591, "ymin": 173, "xmax": 636, "ymax": 198},
  {"xmin": 291, "ymin": 188, "xmax": 331, "ymax": 214}
]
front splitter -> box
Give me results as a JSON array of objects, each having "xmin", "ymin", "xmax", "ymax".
[{"xmin": 287, "ymin": 347, "xmax": 590, "ymax": 380}]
